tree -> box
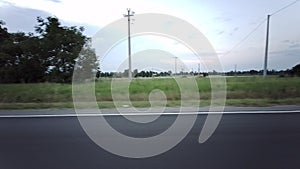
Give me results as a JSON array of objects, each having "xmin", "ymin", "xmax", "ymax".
[
  {"xmin": 35, "ymin": 16, "xmax": 87, "ymax": 83},
  {"xmin": 17, "ymin": 33, "xmax": 45, "ymax": 83},
  {"xmin": 292, "ymin": 64, "xmax": 300, "ymax": 77},
  {"xmin": 0, "ymin": 24, "xmax": 45, "ymax": 83},
  {"xmin": 0, "ymin": 20, "xmax": 9, "ymax": 42},
  {"xmin": 0, "ymin": 22, "xmax": 27, "ymax": 83},
  {"xmin": 0, "ymin": 17, "xmax": 91, "ymax": 83},
  {"xmin": 74, "ymin": 40, "xmax": 98, "ymax": 81}
]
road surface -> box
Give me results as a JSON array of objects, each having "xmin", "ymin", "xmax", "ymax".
[{"xmin": 0, "ymin": 107, "xmax": 300, "ymax": 169}]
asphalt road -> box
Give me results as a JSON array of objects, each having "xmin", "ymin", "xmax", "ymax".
[{"xmin": 0, "ymin": 108, "xmax": 300, "ymax": 169}]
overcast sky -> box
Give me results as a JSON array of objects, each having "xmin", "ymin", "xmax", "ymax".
[{"xmin": 0, "ymin": 0, "xmax": 299, "ymax": 72}]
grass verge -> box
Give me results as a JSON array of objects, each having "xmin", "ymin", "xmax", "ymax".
[
  {"xmin": 0, "ymin": 76, "xmax": 299, "ymax": 109},
  {"xmin": 1, "ymin": 98, "xmax": 300, "ymax": 109}
]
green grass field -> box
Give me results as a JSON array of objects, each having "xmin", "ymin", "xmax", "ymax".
[{"xmin": 0, "ymin": 76, "xmax": 299, "ymax": 109}]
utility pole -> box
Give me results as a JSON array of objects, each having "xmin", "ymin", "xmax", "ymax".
[
  {"xmin": 97, "ymin": 59, "xmax": 101, "ymax": 78},
  {"xmin": 198, "ymin": 63, "xmax": 200, "ymax": 75},
  {"xmin": 124, "ymin": 8, "xmax": 135, "ymax": 79},
  {"xmin": 263, "ymin": 15, "xmax": 271, "ymax": 78},
  {"xmin": 234, "ymin": 64, "xmax": 237, "ymax": 76},
  {"xmin": 173, "ymin": 57, "xmax": 178, "ymax": 76}
]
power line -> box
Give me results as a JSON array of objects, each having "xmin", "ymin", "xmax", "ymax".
[
  {"xmin": 270, "ymin": 0, "xmax": 299, "ymax": 16},
  {"xmin": 223, "ymin": 0, "xmax": 299, "ymax": 57},
  {"xmin": 222, "ymin": 18, "xmax": 267, "ymax": 56}
]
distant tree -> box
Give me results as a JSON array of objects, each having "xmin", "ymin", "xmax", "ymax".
[
  {"xmin": 133, "ymin": 69, "xmax": 138, "ymax": 77},
  {"xmin": 96, "ymin": 67, "xmax": 101, "ymax": 79},
  {"xmin": 249, "ymin": 70, "xmax": 258, "ymax": 75},
  {"xmin": 292, "ymin": 64, "xmax": 300, "ymax": 77},
  {"xmin": 140, "ymin": 71, "xmax": 146, "ymax": 77}
]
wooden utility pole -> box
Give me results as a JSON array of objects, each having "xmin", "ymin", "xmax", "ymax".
[
  {"xmin": 124, "ymin": 8, "xmax": 135, "ymax": 78},
  {"xmin": 263, "ymin": 15, "xmax": 270, "ymax": 78}
]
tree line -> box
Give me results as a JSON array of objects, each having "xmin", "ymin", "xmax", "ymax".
[
  {"xmin": 96, "ymin": 67, "xmax": 300, "ymax": 78},
  {"xmin": 0, "ymin": 17, "xmax": 96, "ymax": 83},
  {"xmin": 224, "ymin": 66, "xmax": 300, "ymax": 77}
]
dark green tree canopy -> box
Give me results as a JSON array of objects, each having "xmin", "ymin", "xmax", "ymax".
[
  {"xmin": 0, "ymin": 16, "xmax": 94, "ymax": 83},
  {"xmin": 292, "ymin": 64, "xmax": 300, "ymax": 77},
  {"xmin": 35, "ymin": 17, "xmax": 88, "ymax": 83}
]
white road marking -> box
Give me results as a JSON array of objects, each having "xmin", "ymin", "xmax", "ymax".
[{"xmin": 0, "ymin": 110, "xmax": 299, "ymax": 118}]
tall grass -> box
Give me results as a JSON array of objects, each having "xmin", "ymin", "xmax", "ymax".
[
  {"xmin": 0, "ymin": 83, "xmax": 72, "ymax": 102},
  {"xmin": 226, "ymin": 76, "xmax": 300, "ymax": 99},
  {"xmin": 0, "ymin": 76, "xmax": 299, "ymax": 107}
]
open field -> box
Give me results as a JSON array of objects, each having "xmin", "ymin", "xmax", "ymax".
[{"xmin": 0, "ymin": 76, "xmax": 299, "ymax": 109}]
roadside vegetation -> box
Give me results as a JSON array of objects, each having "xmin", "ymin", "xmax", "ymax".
[{"xmin": 0, "ymin": 76, "xmax": 299, "ymax": 109}]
